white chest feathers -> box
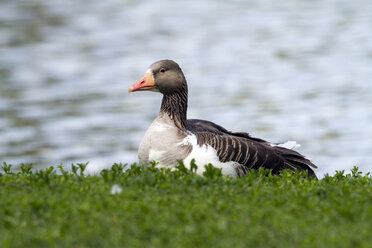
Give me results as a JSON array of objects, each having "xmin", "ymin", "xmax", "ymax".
[
  {"xmin": 138, "ymin": 117, "xmax": 189, "ymax": 167},
  {"xmin": 138, "ymin": 117, "xmax": 238, "ymax": 178}
]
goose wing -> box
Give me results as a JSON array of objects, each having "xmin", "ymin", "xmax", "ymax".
[
  {"xmin": 187, "ymin": 119, "xmax": 266, "ymax": 142},
  {"xmin": 187, "ymin": 119, "xmax": 317, "ymax": 178}
]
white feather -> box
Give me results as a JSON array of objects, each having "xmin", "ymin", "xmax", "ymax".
[
  {"xmin": 149, "ymin": 149, "xmax": 166, "ymax": 162},
  {"xmin": 110, "ymin": 184, "xmax": 122, "ymax": 195},
  {"xmin": 270, "ymin": 141, "xmax": 301, "ymax": 149},
  {"xmin": 151, "ymin": 120, "xmax": 172, "ymax": 132},
  {"xmin": 180, "ymin": 134, "xmax": 238, "ymax": 177}
]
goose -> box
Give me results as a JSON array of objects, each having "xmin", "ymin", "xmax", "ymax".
[{"xmin": 128, "ymin": 59, "xmax": 317, "ymax": 178}]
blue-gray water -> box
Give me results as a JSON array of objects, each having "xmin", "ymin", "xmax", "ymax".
[{"xmin": 1, "ymin": 0, "xmax": 372, "ymax": 176}]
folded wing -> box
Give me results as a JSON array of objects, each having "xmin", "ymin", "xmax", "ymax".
[{"xmin": 187, "ymin": 119, "xmax": 317, "ymax": 178}]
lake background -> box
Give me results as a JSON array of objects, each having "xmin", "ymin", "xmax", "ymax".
[{"xmin": 1, "ymin": 0, "xmax": 371, "ymax": 177}]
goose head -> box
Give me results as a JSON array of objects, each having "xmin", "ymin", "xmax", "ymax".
[{"xmin": 128, "ymin": 59, "xmax": 186, "ymax": 95}]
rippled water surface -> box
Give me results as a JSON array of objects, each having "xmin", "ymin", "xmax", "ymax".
[{"xmin": 1, "ymin": 0, "xmax": 372, "ymax": 176}]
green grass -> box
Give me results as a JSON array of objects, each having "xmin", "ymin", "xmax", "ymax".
[{"xmin": 1, "ymin": 162, "xmax": 372, "ymax": 248}]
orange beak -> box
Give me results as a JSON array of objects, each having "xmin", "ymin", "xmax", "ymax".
[{"xmin": 128, "ymin": 72, "xmax": 156, "ymax": 92}]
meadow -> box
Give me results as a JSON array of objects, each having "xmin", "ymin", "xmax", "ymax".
[{"xmin": 1, "ymin": 162, "xmax": 372, "ymax": 248}]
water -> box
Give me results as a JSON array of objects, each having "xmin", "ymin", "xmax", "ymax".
[{"xmin": 1, "ymin": 0, "xmax": 371, "ymax": 176}]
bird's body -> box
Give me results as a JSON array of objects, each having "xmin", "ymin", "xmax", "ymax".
[
  {"xmin": 138, "ymin": 113, "xmax": 190, "ymax": 169},
  {"xmin": 129, "ymin": 59, "xmax": 317, "ymax": 178}
]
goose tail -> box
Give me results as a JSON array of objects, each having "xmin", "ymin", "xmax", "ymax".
[{"xmin": 271, "ymin": 143, "xmax": 318, "ymax": 179}]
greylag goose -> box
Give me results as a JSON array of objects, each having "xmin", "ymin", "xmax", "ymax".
[{"xmin": 129, "ymin": 60, "xmax": 317, "ymax": 178}]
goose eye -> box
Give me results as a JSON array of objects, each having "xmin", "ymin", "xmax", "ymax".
[{"xmin": 160, "ymin": 68, "xmax": 166, "ymax": 73}]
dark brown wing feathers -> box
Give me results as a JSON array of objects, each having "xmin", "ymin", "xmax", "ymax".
[{"xmin": 187, "ymin": 119, "xmax": 317, "ymax": 178}]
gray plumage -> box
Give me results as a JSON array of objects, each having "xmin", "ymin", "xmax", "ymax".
[{"xmin": 130, "ymin": 59, "xmax": 318, "ymax": 178}]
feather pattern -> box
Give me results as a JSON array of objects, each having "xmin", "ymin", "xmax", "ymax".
[
  {"xmin": 132, "ymin": 59, "xmax": 318, "ymax": 179},
  {"xmin": 187, "ymin": 119, "xmax": 317, "ymax": 177}
]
